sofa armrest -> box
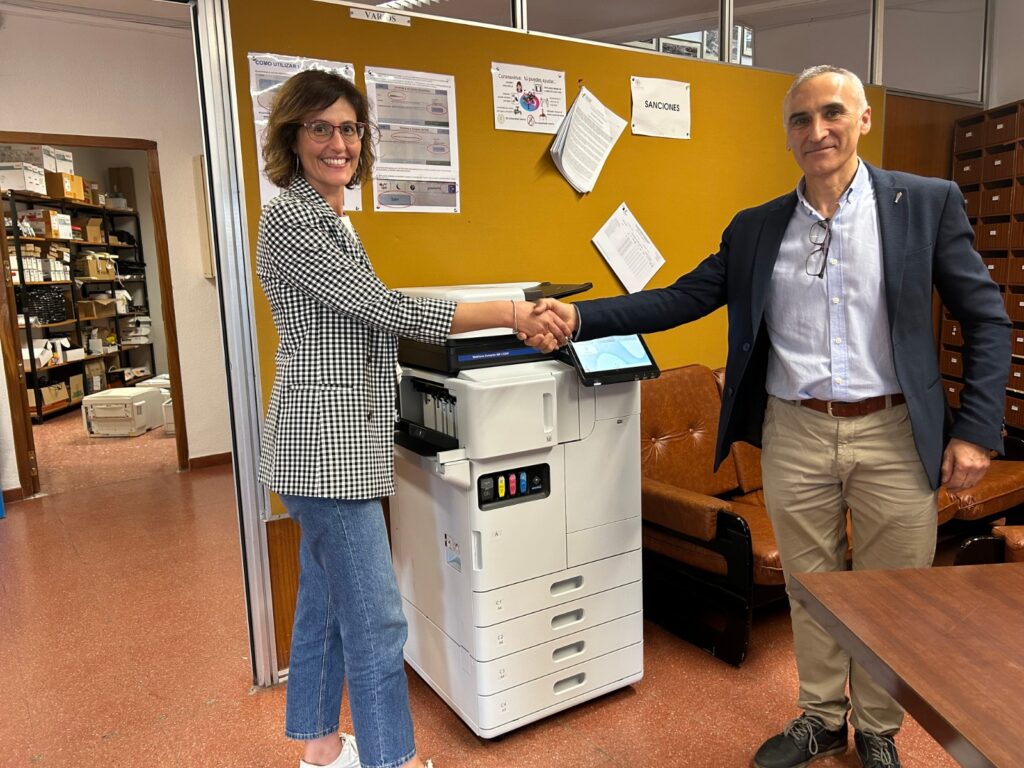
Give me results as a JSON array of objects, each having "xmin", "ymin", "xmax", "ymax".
[
  {"xmin": 642, "ymin": 477, "xmax": 735, "ymax": 542},
  {"xmin": 992, "ymin": 526, "xmax": 1024, "ymax": 563}
]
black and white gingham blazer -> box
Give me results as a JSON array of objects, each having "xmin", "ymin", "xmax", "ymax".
[{"xmin": 255, "ymin": 177, "xmax": 456, "ymax": 499}]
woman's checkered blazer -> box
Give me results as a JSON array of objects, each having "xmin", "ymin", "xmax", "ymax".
[{"xmin": 255, "ymin": 177, "xmax": 455, "ymax": 499}]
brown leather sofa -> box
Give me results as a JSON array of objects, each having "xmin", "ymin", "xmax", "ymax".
[
  {"xmin": 640, "ymin": 363, "xmax": 1024, "ymax": 663},
  {"xmin": 640, "ymin": 364, "xmax": 785, "ymax": 665},
  {"xmin": 956, "ymin": 525, "xmax": 1024, "ymax": 564}
]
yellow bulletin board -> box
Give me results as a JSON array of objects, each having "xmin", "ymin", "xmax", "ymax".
[
  {"xmin": 229, "ymin": 0, "xmax": 884, "ymax": 399},
  {"xmin": 227, "ymin": 0, "xmax": 884, "ymax": 670}
]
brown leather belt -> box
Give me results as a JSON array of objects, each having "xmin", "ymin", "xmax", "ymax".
[{"xmin": 799, "ymin": 394, "xmax": 906, "ymax": 418}]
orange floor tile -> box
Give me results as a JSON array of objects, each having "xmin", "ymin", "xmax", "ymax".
[{"xmin": 0, "ymin": 466, "xmax": 958, "ymax": 767}]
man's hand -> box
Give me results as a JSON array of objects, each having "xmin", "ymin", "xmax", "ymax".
[
  {"xmin": 518, "ymin": 298, "xmax": 577, "ymax": 350},
  {"xmin": 941, "ymin": 437, "xmax": 991, "ymax": 491}
]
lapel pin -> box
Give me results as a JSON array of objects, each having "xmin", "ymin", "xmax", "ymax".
[{"xmin": 894, "ymin": 192, "xmax": 903, "ymax": 204}]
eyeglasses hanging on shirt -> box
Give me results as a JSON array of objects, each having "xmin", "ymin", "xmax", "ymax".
[{"xmin": 806, "ymin": 218, "xmax": 833, "ymax": 279}]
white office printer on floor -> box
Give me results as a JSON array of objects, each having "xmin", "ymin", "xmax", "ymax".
[{"xmin": 391, "ymin": 282, "xmax": 659, "ymax": 738}]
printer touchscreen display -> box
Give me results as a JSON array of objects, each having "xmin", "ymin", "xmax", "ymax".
[{"xmin": 566, "ymin": 334, "xmax": 659, "ymax": 386}]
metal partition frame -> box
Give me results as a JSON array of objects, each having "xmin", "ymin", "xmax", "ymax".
[{"xmin": 191, "ymin": 0, "xmax": 278, "ymax": 686}]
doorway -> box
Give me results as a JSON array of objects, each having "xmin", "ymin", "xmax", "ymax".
[{"xmin": 1, "ymin": 131, "xmax": 188, "ymax": 498}]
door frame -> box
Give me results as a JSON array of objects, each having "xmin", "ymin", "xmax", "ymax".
[{"xmin": 0, "ymin": 131, "xmax": 189, "ymax": 476}]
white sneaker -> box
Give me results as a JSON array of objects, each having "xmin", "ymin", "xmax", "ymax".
[{"xmin": 299, "ymin": 733, "xmax": 359, "ymax": 768}]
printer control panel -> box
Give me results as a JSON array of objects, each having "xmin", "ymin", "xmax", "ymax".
[{"xmin": 477, "ymin": 463, "xmax": 550, "ymax": 510}]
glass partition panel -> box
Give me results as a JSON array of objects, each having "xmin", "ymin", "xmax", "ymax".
[
  {"xmin": 882, "ymin": 0, "xmax": 986, "ymax": 101},
  {"xmin": 527, "ymin": 0, "xmax": 719, "ymax": 52},
  {"xmin": 734, "ymin": 0, "xmax": 871, "ymax": 81}
]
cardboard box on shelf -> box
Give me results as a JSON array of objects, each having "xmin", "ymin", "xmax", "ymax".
[
  {"xmin": 0, "ymin": 144, "xmax": 58, "ymax": 172},
  {"xmin": 68, "ymin": 374, "xmax": 85, "ymax": 400},
  {"xmin": 65, "ymin": 348, "xmax": 86, "ymax": 362},
  {"xmin": 72, "ymin": 217, "xmax": 104, "ymax": 243},
  {"xmin": 38, "ymin": 381, "xmax": 70, "ymax": 407},
  {"xmin": 75, "ymin": 254, "xmax": 116, "ymax": 279},
  {"xmin": 83, "ymin": 359, "xmax": 107, "ymax": 394},
  {"xmin": 0, "ymin": 162, "xmax": 47, "ymax": 195},
  {"xmin": 53, "ymin": 148, "xmax": 74, "ymax": 175},
  {"xmin": 21, "ymin": 209, "xmax": 73, "ymax": 239},
  {"xmin": 77, "ymin": 297, "xmax": 117, "ymax": 319},
  {"xmin": 44, "ymin": 171, "xmax": 85, "ymax": 202},
  {"xmin": 107, "ymin": 167, "xmax": 137, "ymax": 210}
]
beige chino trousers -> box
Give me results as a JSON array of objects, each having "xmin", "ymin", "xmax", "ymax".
[{"xmin": 760, "ymin": 396, "xmax": 937, "ymax": 735}]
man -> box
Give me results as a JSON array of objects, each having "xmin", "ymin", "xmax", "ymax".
[{"xmin": 528, "ymin": 65, "xmax": 1010, "ymax": 768}]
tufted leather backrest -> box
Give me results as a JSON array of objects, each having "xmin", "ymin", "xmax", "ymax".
[{"xmin": 641, "ymin": 364, "xmax": 739, "ymax": 496}]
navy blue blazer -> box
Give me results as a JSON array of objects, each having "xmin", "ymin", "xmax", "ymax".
[{"xmin": 576, "ymin": 163, "xmax": 1011, "ymax": 490}]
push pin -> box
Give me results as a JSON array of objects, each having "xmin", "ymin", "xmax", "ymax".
[{"xmin": 894, "ymin": 191, "xmax": 903, "ymax": 204}]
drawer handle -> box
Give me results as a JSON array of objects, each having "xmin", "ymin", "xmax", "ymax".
[
  {"xmin": 551, "ymin": 608, "xmax": 585, "ymax": 629},
  {"xmin": 550, "ymin": 575, "xmax": 584, "ymax": 595},
  {"xmin": 552, "ymin": 640, "xmax": 586, "ymax": 662},
  {"xmin": 553, "ymin": 672, "xmax": 586, "ymax": 695}
]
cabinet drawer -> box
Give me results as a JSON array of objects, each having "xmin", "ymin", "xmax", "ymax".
[
  {"xmin": 1012, "ymin": 329, "xmax": 1024, "ymax": 358},
  {"xmin": 954, "ymin": 120, "xmax": 984, "ymax": 153},
  {"xmin": 940, "ymin": 349, "xmax": 964, "ymax": 378},
  {"xmin": 986, "ymin": 112, "xmax": 1018, "ymax": 147},
  {"xmin": 953, "ymin": 158, "xmax": 982, "ymax": 187},
  {"xmin": 963, "ymin": 188, "xmax": 981, "ymax": 218},
  {"xmin": 1013, "ymin": 219, "xmax": 1024, "ymax": 250},
  {"xmin": 1010, "ymin": 363, "xmax": 1024, "ymax": 392},
  {"xmin": 1007, "ymin": 292, "xmax": 1024, "ymax": 323},
  {"xmin": 981, "ymin": 256, "xmax": 1008, "ymax": 283},
  {"xmin": 1006, "ymin": 397, "xmax": 1024, "ymax": 429},
  {"xmin": 1018, "ymin": 145, "xmax": 1024, "ymax": 177},
  {"xmin": 1007, "ymin": 257, "xmax": 1024, "ymax": 286},
  {"xmin": 943, "ymin": 379, "xmax": 964, "ymax": 408},
  {"xmin": 1015, "ymin": 181, "xmax": 1024, "ymax": 215},
  {"xmin": 942, "ymin": 318, "xmax": 963, "ymax": 347},
  {"xmin": 984, "ymin": 148, "xmax": 1016, "ymax": 182},
  {"xmin": 978, "ymin": 222, "xmax": 1010, "ymax": 251},
  {"xmin": 980, "ymin": 185, "xmax": 1014, "ymax": 217}
]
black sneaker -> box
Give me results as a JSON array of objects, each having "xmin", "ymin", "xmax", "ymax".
[
  {"xmin": 752, "ymin": 714, "xmax": 848, "ymax": 768},
  {"xmin": 854, "ymin": 730, "xmax": 901, "ymax": 767}
]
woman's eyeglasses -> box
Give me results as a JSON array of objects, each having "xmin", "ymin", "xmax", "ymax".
[
  {"xmin": 806, "ymin": 218, "xmax": 833, "ymax": 279},
  {"xmin": 302, "ymin": 120, "xmax": 366, "ymax": 144}
]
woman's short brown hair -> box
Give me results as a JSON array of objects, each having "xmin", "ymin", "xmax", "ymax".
[{"xmin": 262, "ymin": 69, "xmax": 375, "ymax": 189}]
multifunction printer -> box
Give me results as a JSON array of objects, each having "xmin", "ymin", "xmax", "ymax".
[{"xmin": 390, "ymin": 283, "xmax": 659, "ymax": 738}]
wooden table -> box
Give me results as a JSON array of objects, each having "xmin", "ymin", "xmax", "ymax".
[{"xmin": 790, "ymin": 563, "xmax": 1024, "ymax": 768}]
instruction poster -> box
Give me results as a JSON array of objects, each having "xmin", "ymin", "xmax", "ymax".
[
  {"xmin": 247, "ymin": 53, "xmax": 362, "ymax": 211},
  {"xmin": 491, "ymin": 62, "xmax": 566, "ymax": 134},
  {"xmin": 365, "ymin": 66, "xmax": 460, "ymax": 213}
]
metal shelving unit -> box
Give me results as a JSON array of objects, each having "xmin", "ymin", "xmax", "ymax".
[{"xmin": 4, "ymin": 189, "xmax": 157, "ymax": 421}]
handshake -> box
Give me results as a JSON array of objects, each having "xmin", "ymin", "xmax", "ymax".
[{"xmin": 515, "ymin": 298, "xmax": 577, "ymax": 353}]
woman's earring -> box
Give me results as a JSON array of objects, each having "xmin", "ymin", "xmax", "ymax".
[{"xmin": 294, "ymin": 155, "xmax": 300, "ymax": 176}]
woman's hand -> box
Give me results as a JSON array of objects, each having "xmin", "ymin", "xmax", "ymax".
[
  {"xmin": 514, "ymin": 301, "xmax": 571, "ymax": 352},
  {"xmin": 518, "ymin": 299, "xmax": 577, "ymax": 352}
]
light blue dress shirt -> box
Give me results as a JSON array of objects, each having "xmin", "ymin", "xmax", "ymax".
[{"xmin": 765, "ymin": 160, "xmax": 901, "ymax": 402}]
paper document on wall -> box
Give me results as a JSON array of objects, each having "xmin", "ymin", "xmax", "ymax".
[
  {"xmin": 592, "ymin": 203, "xmax": 665, "ymax": 294},
  {"xmin": 247, "ymin": 53, "xmax": 361, "ymax": 211},
  {"xmin": 630, "ymin": 76, "xmax": 691, "ymax": 139},
  {"xmin": 365, "ymin": 66, "xmax": 461, "ymax": 213},
  {"xmin": 550, "ymin": 87, "xmax": 626, "ymax": 193},
  {"xmin": 491, "ymin": 62, "xmax": 567, "ymax": 134}
]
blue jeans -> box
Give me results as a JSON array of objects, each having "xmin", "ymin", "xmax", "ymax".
[{"xmin": 281, "ymin": 495, "xmax": 416, "ymax": 768}]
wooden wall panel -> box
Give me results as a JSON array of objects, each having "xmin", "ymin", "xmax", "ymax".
[
  {"xmin": 883, "ymin": 93, "xmax": 978, "ymax": 178},
  {"xmin": 266, "ymin": 516, "xmax": 302, "ymax": 669}
]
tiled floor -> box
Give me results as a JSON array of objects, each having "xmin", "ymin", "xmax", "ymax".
[
  {"xmin": 0, "ymin": 466, "xmax": 958, "ymax": 768},
  {"xmin": 31, "ymin": 407, "xmax": 177, "ymax": 496}
]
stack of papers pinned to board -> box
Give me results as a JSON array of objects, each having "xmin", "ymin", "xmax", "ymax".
[{"xmin": 549, "ymin": 87, "xmax": 627, "ymax": 194}]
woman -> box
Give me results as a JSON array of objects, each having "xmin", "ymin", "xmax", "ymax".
[{"xmin": 256, "ymin": 69, "xmax": 567, "ymax": 768}]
